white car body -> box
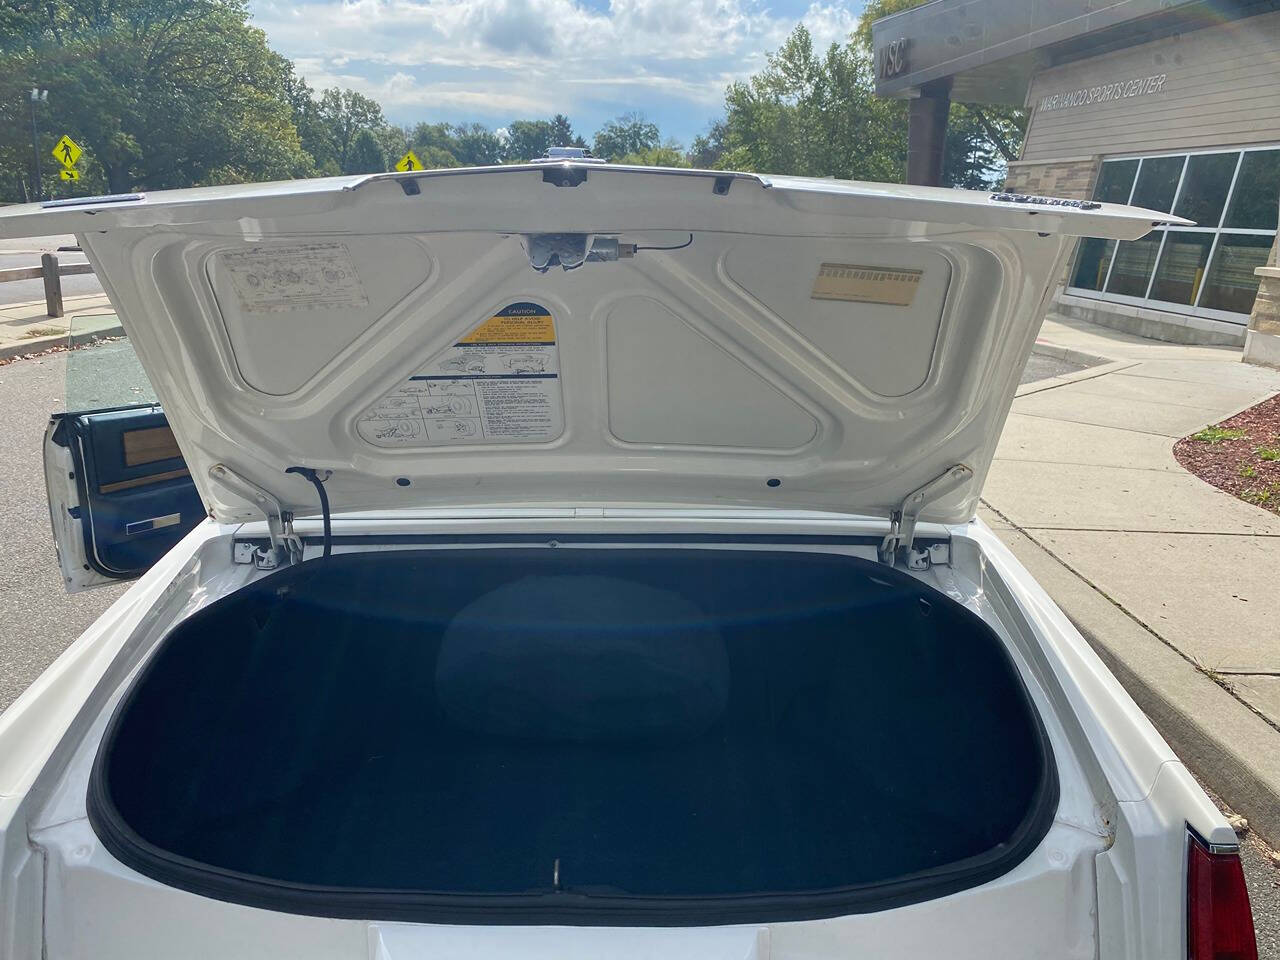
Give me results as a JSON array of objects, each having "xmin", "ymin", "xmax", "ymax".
[{"xmin": 0, "ymin": 164, "xmax": 1250, "ymax": 959}]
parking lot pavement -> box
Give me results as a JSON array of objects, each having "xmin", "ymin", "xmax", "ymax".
[
  {"xmin": 1020, "ymin": 351, "xmax": 1094, "ymax": 384},
  {"xmin": 0, "ymin": 348, "xmax": 126, "ymax": 712}
]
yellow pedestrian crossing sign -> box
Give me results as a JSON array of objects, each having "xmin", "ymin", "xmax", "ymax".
[
  {"xmin": 394, "ymin": 149, "xmax": 422, "ymax": 173},
  {"xmin": 52, "ymin": 135, "xmax": 82, "ymax": 169},
  {"xmin": 60, "ymin": 168, "xmax": 80, "ymax": 181}
]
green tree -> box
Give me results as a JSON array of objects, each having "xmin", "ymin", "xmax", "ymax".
[
  {"xmin": 346, "ymin": 128, "xmax": 386, "ymax": 174},
  {"xmin": 409, "ymin": 122, "xmax": 460, "ymax": 167},
  {"xmin": 449, "ymin": 123, "xmax": 503, "ymax": 166},
  {"xmin": 0, "ymin": 0, "xmax": 312, "ymax": 198},
  {"xmin": 716, "ymin": 26, "xmax": 903, "ymax": 182},
  {"xmin": 502, "ymin": 115, "xmax": 589, "ymax": 163},
  {"xmin": 504, "ymin": 119, "xmax": 554, "ymax": 163},
  {"xmin": 592, "ymin": 112, "xmax": 660, "ymax": 162},
  {"xmin": 940, "ymin": 108, "xmax": 1023, "ymax": 189},
  {"xmin": 689, "ymin": 120, "xmax": 728, "ymax": 169},
  {"xmin": 713, "ymin": 15, "xmax": 1023, "ymax": 188},
  {"xmin": 616, "ymin": 141, "xmax": 690, "ymax": 168},
  {"xmin": 278, "ymin": 63, "xmax": 331, "ymax": 175},
  {"xmin": 549, "ymin": 113, "xmax": 587, "ymax": 150},
  {"xmin": 374, "ymin": 125, "xmax": 409, "ymax": 167},
  {"xmin": 317, "ymin": 88, "xmax": 385, "ymax": 174}
]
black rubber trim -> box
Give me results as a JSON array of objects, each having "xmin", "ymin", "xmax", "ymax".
[
  {"xmin": 65, "ymin": 416, "xmax": 127, "ymax": 582},
  {"xmin": 88, "ymin": 545, "xmax": 1059, "ymax": 927}
]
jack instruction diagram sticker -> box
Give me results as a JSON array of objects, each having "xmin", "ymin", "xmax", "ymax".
[{"xmin": 357, "ymin": 302, "xmax": 564, "ymax": 447}]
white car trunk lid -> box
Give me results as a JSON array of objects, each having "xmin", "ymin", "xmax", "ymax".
[{"xmin": 0, "ymin": 165, "xmax": 1173, "ymax": 525}]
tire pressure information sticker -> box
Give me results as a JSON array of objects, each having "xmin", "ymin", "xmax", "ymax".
[{"xmin": 357, "ymin": 302, "xmax": 564, "ymax": 446}]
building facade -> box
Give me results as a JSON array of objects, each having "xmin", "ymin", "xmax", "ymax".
[{"xmin": 871, "ymin": 0, "xmax": 1280, "ymax": 360}]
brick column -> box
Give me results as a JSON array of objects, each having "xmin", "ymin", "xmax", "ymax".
[
  {"xmin": 1002, "ymin": 156, "xmax": 1102, "ymax": 301},
  {"xmin": 1244, "ymin": 234, "xmax": 1280, "ymax": 368},
  {"xmin": 1002, "ymin": 156, "xmax": 1100, "ymax": 200}
]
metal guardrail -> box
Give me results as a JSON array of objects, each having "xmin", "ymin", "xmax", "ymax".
[{"xmin": 0, "ymin": 253, "xmax": 95, "ymax": 318}]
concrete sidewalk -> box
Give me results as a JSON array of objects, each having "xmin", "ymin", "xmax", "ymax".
[
  {"xmin": 986, "ymin": 313, "xmax": 1280, "ymax": 843},
  {"xmin": 0, "ymin": 293, "xmax": 120, "ymax": 361}
]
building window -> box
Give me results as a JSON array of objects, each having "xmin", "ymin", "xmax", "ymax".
[{"xmin": 1067, "ymin": 147, "xmax": 1280, "ymax": 323}]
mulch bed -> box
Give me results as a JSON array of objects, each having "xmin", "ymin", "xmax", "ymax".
[{"xmin": 1173, "ymin": 392, "xmax": 1280, "ymax": 515}]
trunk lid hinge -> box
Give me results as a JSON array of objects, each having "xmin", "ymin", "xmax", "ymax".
[
  {"xmin": 209, "ymin": 463, "xmax": 303, "ymax": 569},
  {"xmin": 878, "ymin": 464, "xmax": 973, "ymax": 570}
]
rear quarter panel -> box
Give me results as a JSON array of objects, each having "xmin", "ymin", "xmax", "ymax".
[{"xmin": 956, "ymin": 519, "xmax": 1232, "ymax": 959}]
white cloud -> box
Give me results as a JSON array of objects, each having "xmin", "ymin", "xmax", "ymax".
[
  {"xmin": 799, "ymin": 2, "xmax": 861, "ymax": 51},
  {"xmin": 251, "ymin": 0, "xmax": 866, "ymax": 138}
]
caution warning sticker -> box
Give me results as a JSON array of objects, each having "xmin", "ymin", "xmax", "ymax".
[{"xmin": 357, "ymin": 302, "xmax": 564, "ymax": 447}]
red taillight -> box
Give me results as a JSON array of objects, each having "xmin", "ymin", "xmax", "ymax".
[{"xmin": 1188, "ymin": 831, "xmax": 1258, "ymax": 960}]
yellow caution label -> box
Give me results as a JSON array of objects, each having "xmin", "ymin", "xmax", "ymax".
[
  {"xmin": 458, "ymin": 303, "xmax": 556, "ymax": 344},
  {"xmin": 357, "ymin": 300, "xmax": 563, "ymax": 448}
]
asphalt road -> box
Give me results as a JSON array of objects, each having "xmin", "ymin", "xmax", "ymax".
[
  {"xmin": 0, "ymin": 346, "xmax": 126, "ymax": 711},
  {"xmin": 0, "ymin": 342, "xmax": 1275, "ymax": 948},
  {"xmin": 1021, "ymin": 351, "xmax": 1091, "ymax": 383},
  {"xmin": 0, "ymin": 235, "xmax": 101, "ymax": 306}
]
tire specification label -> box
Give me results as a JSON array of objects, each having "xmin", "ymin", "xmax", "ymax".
[{"xmin": 357, "ymin": 302, "xmax": 564, "ymax": 446}]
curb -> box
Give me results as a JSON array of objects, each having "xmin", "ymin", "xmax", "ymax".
[
  {"xmin": 987, "ymin": 512, "xmax": 1280, "ymax": 846},
  {"xmin": 1016, "ymin": 358, "xmax": 1138, "ymax": 397},
  {"xmin": 0, "ymin": 324, "xmax": 124, "ymax": 362},
  {"xmin": 1030, "ymin": 341, "xmax": 1111, "ymax": 368}
]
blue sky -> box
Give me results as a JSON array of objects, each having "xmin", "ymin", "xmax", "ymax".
[{"xmin": 248, "ymin": 0, "xmax": 868, "ymax": 146}]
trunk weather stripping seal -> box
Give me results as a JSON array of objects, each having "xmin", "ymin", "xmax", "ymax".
[{"xmin": 86, "ymin": 547, "xmax": 1059, "ymax": 927}]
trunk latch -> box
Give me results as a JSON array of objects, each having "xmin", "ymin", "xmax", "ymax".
[
  {"xmin": 209, "ymin": 464, "xmax": 303, "ymax": 568},
  {"xmin": 878, "ymin": 464, "xmax": 973, "ymax": 570}
]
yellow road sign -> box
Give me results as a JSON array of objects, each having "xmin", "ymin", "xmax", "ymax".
[
  {"xmin": 60, "ymin": 168, "xmax": 80, "ymax": 181},
  {"xmin": 52, "ymin": 135, "xmax": 83, "ymax": 169},
  {"xmin": 394, "ymin": 149, "xmax": 422, "ymax": 173}
]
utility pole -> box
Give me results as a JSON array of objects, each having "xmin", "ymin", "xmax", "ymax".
[{"xmin": 29, "ymin": 88, "xmax": 48, "ymax": 202}]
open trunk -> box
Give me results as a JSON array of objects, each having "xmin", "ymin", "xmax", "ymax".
[{"xmin": 90, "ymin": 547, "xmax": 1056, "ymax": 925}]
